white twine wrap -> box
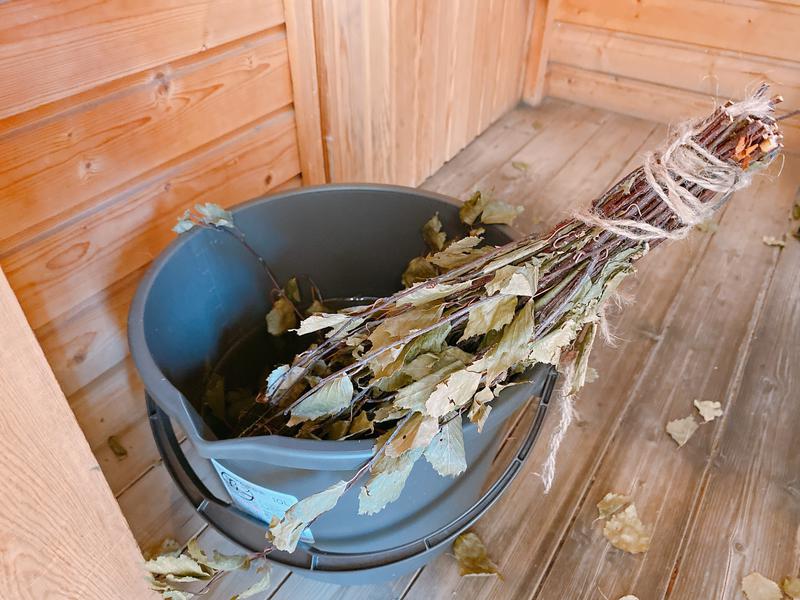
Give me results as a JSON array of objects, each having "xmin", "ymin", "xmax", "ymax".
[
  {"xmin": 574, "ymin": 90, "xmax": 774, "ymax": 243},
  {"xmin": 540, "ymin": 383, "xmax": 576, "ymax": 494}
]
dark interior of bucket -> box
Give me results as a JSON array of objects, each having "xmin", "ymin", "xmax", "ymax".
[{"xmin": 142, "ymin": 187, "xmax": 513, "ymax": 440}]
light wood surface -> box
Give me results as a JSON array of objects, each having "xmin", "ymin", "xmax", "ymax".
[
  {"xmin": 112, "ymin": 100, "xmax": 800, "ymax": 598},
  {"xmin": 543, "ymin": 0, "xmax": 800, "ymax": 151},
  {"xmin": 312, "ymin": 0, "xmax": 533, "ymax": 185},
  {"xmin": 522, "ymin": 0, "xmax": 558, "ymax": 105},
  {"xmin": 0, "ymin": 267, "xmax": 156, "ymax": 599}
]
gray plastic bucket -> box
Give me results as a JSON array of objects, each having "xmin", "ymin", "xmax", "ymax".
[{"xmin": 129, "ymin": 184, "xmax": 554, "ymax": 584}]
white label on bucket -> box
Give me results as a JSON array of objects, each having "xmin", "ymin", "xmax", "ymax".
[{"xmin": 211, "ymin": 460, "xmax": 315, "ymax": 543}]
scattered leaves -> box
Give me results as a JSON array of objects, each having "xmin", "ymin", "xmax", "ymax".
[
  {"xmin": 452, "ymin": 532, "xmax": 500, "ymax": 577},
  {"xmin": 694, "ymin": 399, "xmax": 723, "ymax": 423},
  {"xmin": 602, "ymin": 504, "xmax": 651, "ymax": 554},
  {"xmin": 666, "ymin": 416, "xmax": 699, "ymax": 447},
  {"xmin": 268, "ymin": 480, "xmax": 348, "ymax": 552},
  {"xmin": 597, "ymin": 492, "xmax": 630, "ymax": 519},
  {"xmin": 742, "ymin": 572, "xmax": 782, "ymax": 600},
  {"xmin": 107, "ymin": 435, "xmax": 128, "ymax": 459},
  {"xmin": 762, "ymin": 235, "xmax": 786, "ymax": 248}
]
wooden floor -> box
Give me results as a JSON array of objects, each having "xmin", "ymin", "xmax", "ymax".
[{"xmin": 119, "ymin": 99, "xmax": 800, "ymax": 599}]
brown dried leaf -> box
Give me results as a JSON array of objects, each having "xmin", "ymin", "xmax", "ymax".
[
  {"xmin": 358, "ymin": 443, "xmax": 423, "ymax": 515},
  {"xmin": 266, "ymin": 296, "xmax": 298, "ymax": 336},
  {"xmin": 762, "ymin": 235, "xmax": 786, "ymax": 248},
  {"xmin": 782, "ymin": 576, "xmax": 800, "ymax": 599},
  {"xmin": 511, "ymin": 161, "xmax": 529, "ymax": 172},
  {"xmin": 666, "ymin": 416, "xmax": 699, "ymax": 447},
  {"xmin": 384, "ymin": 412, "xmax": 440, "ymax": 457},
  {"xmin": 460, "ymin": 191, "xmax": 489, "ymax": 225},
  {"xmin": 425, "ymin": 368, "xmax": 482, "ymax": 419},
  {"xmin": 694, "ymin": 399, "xmax": 723, "ymax": 423},
  {"xmin": 742, "ymin": 572, "xmax": 782, "ymax": 600},
  {"xmin": 453, "ymin": 532, "xmax": 499, "ymax": 577},
  {"xmin": 480, "ymin": 200, "xmax": 524, "ymax": 226},
  {"xmin": 268, "ymin": 480, "xmax": 348, "ymax": 552},
  {"xmin": 107, "ymin": 435, "xmax": 128, "ymax": 459},
  {"xmin": 602, "ymin": 505, "xmax": 651, "ymax": 554},
  {"xmin": 597, "ymin": 492, "xmax": 631, "ymax": 519},
  {"xmin": 460, "ymin": 294, "xmax": 518, "ymax": 341},
  {"xmin": 422, "ymin": 213, "xmax": 447, "ymax": 251},
  {"xmin": 402, "ymin": 256, "xmax": 438, "ymax": 288}
]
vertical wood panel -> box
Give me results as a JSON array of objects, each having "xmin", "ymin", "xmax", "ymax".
[{"xmin": 316, "ymin": 0, "xmax": 533, "ymax": 186}]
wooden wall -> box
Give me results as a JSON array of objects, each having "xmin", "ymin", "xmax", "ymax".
[
  {"xmin": 536, "ymin": 0, "xmax": 800, "ymax": 150},
  {"xmin": 0, "ymin": 1, "xmax": 327, "ymax": 516},
  {"xmin": 313, "ymin": 0, "xmax": 535, "ymax": 185}
]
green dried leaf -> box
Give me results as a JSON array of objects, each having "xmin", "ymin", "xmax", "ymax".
[
  {"xmin": 452, "ymin": 532, "xmax": 499, "ymax": 577},
  {"xmin": 511, "ymin": 161, "xmax": 529, "ymax": 172},
  {"xmin": 107, "ymin": 435, "xmax": 128, "ymax": 459},
  {"xmin": 460, "ymin": 191, "xmax": 489, "ymax": 225},
  {"xmin": 479, "ymin": 199, "xmax": 523, "ymax": 225},
  {"xmin": 358, "ymin": 445, "xmax": 423, "ymax": 515},
  {"xmin": 424, "ymin": 417, "xmax": 467, "ymax": 477},
  {"xmin": 402, "ymin": 256, "xmax": 438, "ymax": 287},
  {"xmin": 425, "ymin": 368, "xmax": 482, "ymax": 419},
  {"xmin": 479, "ymin": 302, "xmax": 535, "ymax": 384},
  {"xmin": 429, "ymin": 237, "xmax": 490, "ymax": 270},
  {"xmin": 422, "ymin": 213, "xmax": 447, "ymax": 251},
  {"xmin": 460, "ymin": 295, "xmax": 517, "ymax": 341},
  {"xmin": 269, "ymin": 480, "xmax": 348, "ymax": 552},
  {"xmin": 233, "ymin": 565, "xmax": 272, "ymax": 599},
  {"xmin": 289, "ymin": 375, "xmax": 354, "ymax": 424},
  {"xmin": 266, "ymin": 296, "xmax": 298, "ymax": 336},
  {"xmin": 195, "ymin": 202, "xmax": 234, "ymax": 228},
  {"xmin": 485, "ymin": 263, "xmax": 538, "ymax": 297}
]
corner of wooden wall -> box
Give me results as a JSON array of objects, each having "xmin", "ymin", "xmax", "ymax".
[{"xmin": 522, "ymin": 0, "xmax": 559, "ymax": 106}]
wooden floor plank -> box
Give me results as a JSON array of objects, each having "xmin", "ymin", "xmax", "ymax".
[
  {"xmin": 666, "ymin": 158, "xmax": 800, "ymax": 598},
  {"xmin": 532, "ymin": 162, "xmax": 799, "ymax": 600}
]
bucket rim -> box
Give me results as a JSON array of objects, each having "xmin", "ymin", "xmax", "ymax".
[{"xmin": 128, "ymin": 183, "xmax": 521, "ymax": 466}]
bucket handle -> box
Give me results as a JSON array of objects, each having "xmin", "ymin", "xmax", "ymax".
[{"xmin": 147, "ymin": 367, "xmax": 556, "ymax": 574}]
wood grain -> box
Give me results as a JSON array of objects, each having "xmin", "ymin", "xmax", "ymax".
[
  {"xmin": 0, "ymin": 0, "xmax": 285, "ymax": 119},
  {"xmin": 284, "ymin": 0, "xmax": 327, "ymax": 184},
  {"xmin": 6, "ymin": 109, "xmax": 300, "ymax": 332},
  {"xmin": 556, "ymin": 0, "xmax": 800, "ymax": 63},
  {"xmin": 523, "ymin": 0, "xmax": 559, "ymax": 104},
  {"xmin": 0, "ymin": 30, "xmax": 293, "ymax": 255},
  {"xmin": 0, "ymin": 268, "xmax": 156, "ymax": 599},
  {"xmin": 314, "ymin": 0, "xmax": 533, "ymax": 186}
]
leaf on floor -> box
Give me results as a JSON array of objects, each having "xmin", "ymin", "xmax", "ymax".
[
  {"xmin": 666, "ymin": 416, "xmax": 699, "ymax": 447},
  {"xmin": 783, "ymin": 576, "xmax": 800, "ymax": 599},
  {"xmin": 511, "ymin": 161, "xmax": 529, "ymax": 172},
  {"xmin": 694, "ymin": 400, "xmax": 723, "ymax": 423},
  {"xmin": 453, "ymin": 532, "xmax": 500, "ymax": 577},
  {"xmin": 602, "ymin": 504, "xmax": 651, "ymax": 554},
  {"xmin": 232, "ymin": 565, "xmax": 272, "ymax": 599},
  {"xmin": 742, "ymin": 572, "xmax": 782, "ymax": 600},
  {"xmin": 619, "ymin": 596, "xmax": 639, "ymax": 600},
  {"xmin": 762, "ymin": 235, "xmax": 786, "ymax": 248},
  {"xmin": 107, "ymin": 435, "xmax": 128, "ymax": 459},
  {"xmin": 596, "ymin": 492, "xmax": 631, "ymax": 519},
  {"xmin": 694, "ymin": 220, "xmax": 718, "ymax": 233}
]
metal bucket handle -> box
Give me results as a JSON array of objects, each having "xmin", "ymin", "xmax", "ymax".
[{"xmin": 147, "ymin": 367, "xmax": 555, "ymax": 574}]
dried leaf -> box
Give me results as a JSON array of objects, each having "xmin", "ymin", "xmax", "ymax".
[
  {"xmin": 762, "ymin": 235, "xmax": 786, "ymax": 248},
  {"xmin": 468, "ymin": 387, "xmax": 494, "ymax": 433},
  {"xmin": 305, "ymin": 298, "xmax": 330, "ymax": 315},
  {"xmin": 107, "ymin": 435, "xmax": 128, "ymax": 459},
  {"xmin": 346, "ymin": 410, "xmax": 374, "ymax": 438},
  {"xmin": 694, "ymin": 220, "xmax": 718, "ymax": 233},
  {"xmin": 666, "ymin": 416, "xmax": 699, "ymax": 447},
  {"xmin": 358, "ymin": 445, "xmax": 423, "ymax": 515},
  {"xmin": 485, "ymin": 263, "xmax": 538, "ymax": 297},
  {"xmin": 268, "ymin": 480, "xmax": 348, "ymax": 552},
  {"xmin": 161, "ymin": 590, "xmax": 193, "ymax": 600},
  {"xmin": 621, "ymin": 176, "xmax": 636, "ymax": 195},
  {"xmin": 452, "ymin": 532, "xmax": 499, "ymax": 577},
  {"xmin": 429, "ymin": 237, "xmax": 490, "ymax": 270},
  {"xmin": 289, "ymin": 375, "xmax": 353, "ymax": 423},
  {"xmin": 619, "ymin": 596, "xmax": 639, "ymax": 600},
  {"xmin": 144, "ymin": 554, "xmax": 209, "ymax": 579},
  {"xmin": 602, "ymin": 505, "xmax": 651, "ymax": 554},
  {"xmin": 461, "ymin": 295, "xmax": 517, "ymax": 341},
  {"xmin": 793, "ymin": 202, "xmax": 800, "ymax": 221},
  {"xmin": 694, "ymin": 399, "xmax": 723, "ymax": 423},
  {"xmin": 402, "ymin": 256, "xmax": 438, "ymax": 288},
  {"xmin": 425, "ymin": 369, "xmax": 482, "ymax": 419},
  {"xmin": 266, "ymin": 296, "xmax": 298, "ymax": 336},
  {"xmin": 385, "ymin": 412, "xmax": 440, "ymax": 457},
  {"xmin": 195, "ymin": 202, "xmax": 234, "ymax": 228},
  {"xmin": 480, "ymin": 199, "xmax": 524, "ymax": 225},
  {"xmin": 368, "ymin": 305, "xmax": 444, "ymax": 351},
  {"xmin": 397, "ymin": 281, "xmax": 471, "ymax": 307},
  {"xmin": 782, "ymin": 576, "xmax": 800, "ymax": 599},
  {"xmin": 742, "ymin": 572, "xmax": 782, "ymax": 600},
  {"xmin": 424, "ymin": 417, "xmax": 467, "ymax": 477},
  {"xmin": 172, "ymin": 210, "xmax": 195, "ymax": 234},
  {"xmin": 393, "ymin": 357, "xmax": 466, "ymax": 412},
  {"xmin": 187, "ymin": 538, "xmax": 249, "ymax": 571},
  {"xmin": 422, "ymin": 213, "xmax": 447, "ymax": 251},
  {"xmin": 511, "ymin": 161, "xmax": 529, "ymax": 172},
  {"xmin": 528, "ymin": 320, "xmax": 578, "ymax": 366},
  {"xmin": 233, "ymin": 565, "xmax": 272, "ymax": 599},
  {"xmin": 597, "ymin": 492, "xmax": 631, "ymax": 519},
  {"xmin": 480, "ymin": 302, "xmax": 535, "ymax": 384},
  {"xmin": 284, "ymin": 277, "xmax": 301, "ymax": 303},
  {"xmin": 294, "ymin": 312, "xmax": 351, "ymax": 336},
  {"xmin": 460, "ymin": 191, "xmax": 489, "ymax": 225}
]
